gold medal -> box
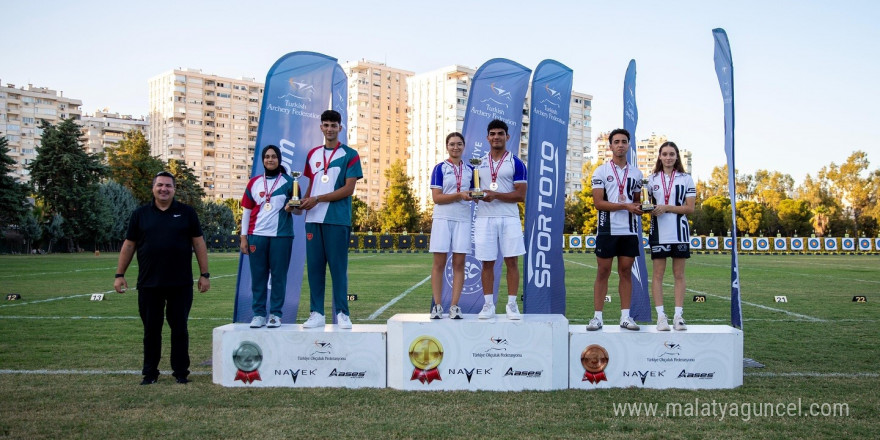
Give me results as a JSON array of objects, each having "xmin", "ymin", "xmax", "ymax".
[{"xmin": 408, "ymin": 336, "xmax": 443, "ymax": 384}]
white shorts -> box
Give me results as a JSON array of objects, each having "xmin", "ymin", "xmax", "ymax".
[
  {"xmin": 474, "ymin": 217, "xmax": 525, "ymax": 261},
  {"xmin": 429, "ymin": 218, "xmax": 472, "ymax": 254}
]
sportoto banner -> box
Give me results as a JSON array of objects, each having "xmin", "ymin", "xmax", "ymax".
[
  {"xmin": 233, "ymin": 51, "xmax": 342, "ymax": 323},
  {"xmin": 446, "ymin": 58, "xmax": 531, "ymax": 314},
  {"xmin": 524, "ymin": 60, "xmax": 572, "ymax": 314}
]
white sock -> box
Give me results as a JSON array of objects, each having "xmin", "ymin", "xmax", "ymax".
[
  {"xmin": 593, "ymin": 311, "xmax": 603, "ymax": 321},
  {"xmin": 675, "ymin": 307, "xmax": 683, "ymax": 317},
  {"xmin": 621, "ymin": 309, "xmax": 631, "ymax": 322},
  {"xmin": 484, "ymin": 294, "xmax": 494, "ymax": 306},
  {"xmin": 656, "ymin": 306, "xmax": 665, "ymax": 316},
  {"xmin": 508, "ymin": 295, "xmax": 517, "ymax": 305}
]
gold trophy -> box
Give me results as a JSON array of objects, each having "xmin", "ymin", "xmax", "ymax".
[
  {"xmin": 287, "ymin": 171, "xmax": 302, "ymax": 208},
  {"xmin": 469, "ymin": 158, "xmax": 485, "ymax": 200},
  {"xmin": 640, "ymin": 178, "xmax": 655, "ymax": 212}
]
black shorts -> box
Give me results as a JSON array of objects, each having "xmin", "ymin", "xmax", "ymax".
[
  {"xmin": 650, "ymin": 243, "xmax": 691, "ymax": 259},
  {"xmin": 595, "ymin": 235, "xmax": 640, "ymax": 258}
]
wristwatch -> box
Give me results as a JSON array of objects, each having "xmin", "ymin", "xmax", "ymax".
[{"xmin": 201, "ymin": 272, "xmax": 210, "ymax": 279}]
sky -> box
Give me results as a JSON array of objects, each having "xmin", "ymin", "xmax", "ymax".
[{"xmin": 2, "ymin": 0, "xmax": 879, "ymax": 184}]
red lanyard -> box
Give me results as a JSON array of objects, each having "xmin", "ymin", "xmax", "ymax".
[
  {"xmin": 262, "ymin": 174, "xmax": 281, "ymax": 208},
  {"xmin": 610, "ymin": 163, "xmax": 629, "ymax": 199},
  {"xmin": 322, "ymin": 142, "xmax": 341, "ymax": 178},
  {"xmin": 447, "ymin": 159, "xmax": 463, "ymax": 193},
  {"xmin": 489, "ymin": 151, "xmax": 509, "ymax": 185},
  {"xmin": 661, "ymin": 170, "xmax": 675, "ymax": 205}
]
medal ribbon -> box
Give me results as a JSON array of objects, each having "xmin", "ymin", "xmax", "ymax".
[
  {"xmin": 488, "ymin": 151, "xmax": 509, "ymax": 187},
  {"xmin": 262, "ymin": 173, "xmax": 282, "ymax": 210},
  {"xmin": 447, "ymin": 159, "xmax": 463, "ymax": 193},
  {"xmin": 322, "ymin": 142, "xmax": 342, "ymax": 181},
  {"xmin": 411, "ymin": 368, "xmax": 442, "ymax": 384},
  {"xmin": 661, "ymin": 170, "xmax": 675, "ymax": 205},
  {"xmin": 610, "ymin": 163, "xmax": 629, "ymax": 200},
  {"xmin": 235, "ymin": 369, "xmax": 262, "ymax": 384},
  {"xmin": 582, "ymin": 371, "xmax": 607, "ymax": 384}
]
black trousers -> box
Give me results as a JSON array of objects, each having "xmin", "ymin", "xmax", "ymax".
[{"xmin": 138, "ymin": 285, "xmax": 193, "ymax": 379}]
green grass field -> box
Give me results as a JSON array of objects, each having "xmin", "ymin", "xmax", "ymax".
[{"xmin": 1, "ymin": 252, "xmax": 878, "ymax": 439}]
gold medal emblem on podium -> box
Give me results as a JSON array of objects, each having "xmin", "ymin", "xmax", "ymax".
[{"xmin": 408, "ymin": 336, "xmax": 443, "ymax": 384}]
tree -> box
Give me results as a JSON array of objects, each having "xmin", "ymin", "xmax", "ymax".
[
  {"xmin": 44, "ymin": 213, "xmax": 65, "ymax": 253},
  {"xmin": 752, "ymin": 170, "xmax": 794, "ymax": 209},
  {"xmin": 776, "ymin": 199, "xmax": 812, "ymax": 236},
  {"xmin": 572, "ymin": 160, "xmax": 600, "ymax": 234},
  {"xmin": 20, "ymin": 210, "xmax": 42, "ymax": 254},
  {"xmin": 0, "ymin": 136, "xmax": 30, "ymax": 228},
  {"xmin": 818, "ymin": 151, "xmax": 878, "ymax": 235},
  {"xmin": 98, "ymin": 180, "xmax": 138, "ymax": 246},
  {"xmin": 28, "ymin": 119, "xmax": 107, "ymax": 250},
  {"xmin": 353, "ymin": 196, "xmax": 380, "ymax": 232},
  {"xmin": 735, "ymin": 200, "xmax": 764, "ymax": 235},
  {"xmin": 167, "ymin": 159, "xmax": 205, "ymax": 209},
  {"xmin": 200, "ymin": 200, "xmax": 236, "ymax": 248},
  {"xmin": 379, "ymin": 160, "xmax": 420, "ymax": 232},
  {"xmin": 700, "ymin": 196, "xmax": 731, "ymax": 235},
  {"xmin": 221, "ymin": 198, "xmax": 243, "ymax": 234},
  {"xmin": 106, "ymin": 130, "xmax": 164, "ymax": 204},
  {"xmin": 694, "ymin": 165, "xmax": 752, "ymax": 202}
]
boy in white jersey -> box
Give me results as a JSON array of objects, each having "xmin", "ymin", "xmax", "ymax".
[
  {"xmin": 297, "ymin": 110, "xmax": 363, "ymax": 330},
  {"xmin": 647, "ymin": 141, "xmax": 696, "ymax": 331},
  {"xmin": 588, "ymin": 128, "xmax": 644, "ymax": 331},
  {"xmin": 474, "ymin": 119, "xmax": 528, "ymax": 320}
]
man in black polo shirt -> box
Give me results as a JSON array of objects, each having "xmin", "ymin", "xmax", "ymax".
[{"xmin": 114, "ymin": 171, "xmax": 210, "ymax": 385}]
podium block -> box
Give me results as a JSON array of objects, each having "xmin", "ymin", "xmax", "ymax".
[
  {"xmin": 213, "ymin": 323, "xmax": 387, "ymax": 388},
  {"xmin": 387, "ymin": 313, "xmax": 569, "ymax": 391},
  {"xmin": 569, "ymin": 325, "xmax": 743, "ymax": 389}
]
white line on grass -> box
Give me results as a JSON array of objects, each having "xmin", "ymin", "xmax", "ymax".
[
  {"xmin": 564, "ymin": 259, "xmax": 597, "ymax": 269},
  {"xmin": 368, "ymin": 275, "xmax": 431, "ymax": 320},
  {"xmin": 0, "ymin": 274, "xmax": 237, "ymax": 308},
  {"xmin": 0, "ymin": 266, "xmax": 123, "ymax": 278},
  {"xmin": 686, "ymin": 286, "xmax": 827, "ymax": 322},
  {"xmin": 690, "ymin": 261, "xmax": 880, "ymax": 284}
]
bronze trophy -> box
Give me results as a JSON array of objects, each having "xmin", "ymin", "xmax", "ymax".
[
  {"xmin": 640, "ymin": 178, "xmax": 655, "ymax": 212},
  {"xmin": 469, "ymin": 158, "xmax": 485, "ymax": 199},
  {"xmin": 287, "ymin": 171, "xmax": 302, "ymax": 208}
]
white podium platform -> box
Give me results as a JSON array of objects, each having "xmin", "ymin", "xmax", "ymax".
[
  {"xmin": 569, "ymin": 325, "xmax": 743, "ymax": 389},
  {"xmin": 212, "ymin": 323, "xmax": 387, "ymax": 388},
  {"xmin": 387, "ymin": 313, "xmax": 569, "ymax": 391}
]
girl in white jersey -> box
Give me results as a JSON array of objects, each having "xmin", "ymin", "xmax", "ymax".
[
  {"xmin": 647, "ymin": 142, "xmax": 696, "ymax": 331},
  {"xmin": 428, "ymin": 132, "xmax": 474, "ymax": 319}
]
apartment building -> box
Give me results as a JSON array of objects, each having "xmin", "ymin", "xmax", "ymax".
[
  {"xmin": 80, "ymin": 110, "xmax": 148, "ymax": 155},
  {"xmin": 0, "ymin": 81, "xmax": 82, "ymax": 182},
  {"xmin": 149, "ymin": 69, "xmax": 262, "ymax": 200}
]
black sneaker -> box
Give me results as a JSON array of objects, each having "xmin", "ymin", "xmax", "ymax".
[
  {"xmin": 175, "ymin": 376, "xmax": 190, "ymax": 384},
  {"xmin": 140, "ymin": 377, "xmax": 158, "ymax": 385}
]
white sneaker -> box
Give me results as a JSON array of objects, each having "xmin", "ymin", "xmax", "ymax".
[
  {"xmin": 337, "ymin": 312, "xmax": 352, "ymax": 329},
  {"xmin": 506, "ymin": 302, "xmax": 522, "ymax": 320},
  {"xmin": 249, "ymin": 316, "xmax": 266, "ymax": 328},
  {"xmin": 430, "ymin": 304, "xmax": 443, "ymax": 319},
  {"xmin": 673, "ymin": 315, "xmax": 687, "ymax": 331},
  {"xmin": 302, "ymin": 312, "xmax": 325, "ymax": 328},
  {"xmin": 449, "ymin": 305, "xmax": 463, "ymax": 320},
  {"xmin": 478, "ymin": 303, "xmax": 495, "ymax": 319},
  {"xmin": 620, "ymin": 317, "xmax": 640, "ymax": 331},
  {"xmin": 656, "ymin": 313, "xmax": 670, "ymax": 331},
  {"xmin": 586, "ymin": 317, "xmax": 603, "ymax": 331},
  {"xmin": 267, "ymin": 314, "xmax": 281, "ymax": 328}
]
